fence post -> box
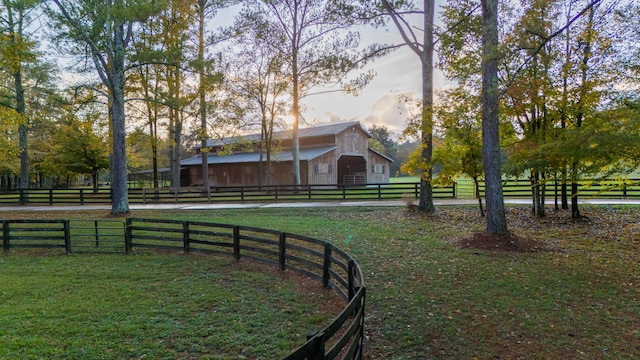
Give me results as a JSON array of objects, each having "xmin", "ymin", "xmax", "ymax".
[
  {"xmin": 233, "ymin": 226, "xmax": 240, "ymax": 261},
  {"xmin": 358, "ymin": 287, "xmax": 367, "ymax": 356},
  {"xmin": 63, "ymin": 220, "xmax": 71, "ymax": 254},
  {"xmin": 279, "ymin": 232, "xmax": 286, "ymax": 271},
  {"xmin": 377, "ymin": 184, "xmax": 382, "ymax": 200},
  {"xmin": 49, "ymin": 189, "xmax": 53, "ymax": 205},
  {"xmin": 452, "ymin": 182, "xmax": 457, "ymax": 198},
  {"xmin": 19, "ymin": 189, "xmax": 27, "ymax": 204},
  {"xmin": 80, "ymin": 189, "xmax": 84, "ymax": 205},
  {"xmin": 348, "ymin": 259, "xmax": 355, "ymax": 300},
  {"xmin": 414, "ymin": 183, "xmax": 419, "ymax": 198},
  {"xmin": 183, "ymin": 221, "xmax": 190, "ymax": 253},
  {"xmin": 3, "ymin": 220, "xmax": 9, "ymax": 252},
  {"xmin": 322, "ymin": 243, "xmax": 332, "ymax": 288},
  {"xmin": 306, "ymin": 331, "xmax": 325, "ymax": 360},
  {"xmin": 125, "ymin": 218, "xmax": 132, "ymax": 254},
  {"xmin": 94, "ymin": 220, "xmax": 100, "ymax": 247},
  {"xmin": 241, "ymin": 187, "xmax": 245, "ymax": 201}
]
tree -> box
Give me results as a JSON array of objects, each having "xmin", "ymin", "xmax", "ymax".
[
  {"xmin": 50, "ymin": 113, "xmax": 110, "ymax": 192},
  {"xmin": 480, "ymin": 0, "xmax": 508, "ymax": 234},
  {"xmin": 0, "ymin": 105, "xmax": 20, "ymax": 188},
  {"xmin": 438, "ymin": 0, "xmax": 610, "ymax": 224},
  {"xmin": 0, "ymin": 0, "xmax": 43, "ymax": 195},
  {"xmin": 368, "ymin": 124, "xmax": 397, "ymax": 157},
  {"xmin": 129, "ymin": 14, "xmax": 165, "ymax": 190},
  {"xmin": 381, "ymin": 0, "xmax": 436, "ymax": 212},
  {"xmin": 352, "ymin": 0, "xmax": 437, "ymax": 210},
  {"xmin": 149, "ymin": 0, "xmax": 195, "ymax": 188},
  {"xmin": 193, "ymin": 0, "xmax": 229, "ymax": 194},
  {"xmin": 226, "ymin": 9, "xmax": 289, "ymax": 187},
  {"xmin": 504, "ymin": 0, "xmax": 618, "ymax": 219},
  {"xmin": 501, "ymin": 0, "xmax": 559, "ymax": 217},
  {"xmin": 50, "ymin": 0, "xmax": 162, "ymax": 215},
  {"xmin": 433, "ymin": 87, "xmax": 485, "ymax": 216},
  {"xmin": 249, "ymin": 0, "xmax": 371, "ymax": 187}
]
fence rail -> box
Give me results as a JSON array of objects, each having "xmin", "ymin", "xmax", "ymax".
[
  {"xmin": 2, "ymin": 178, "xmax": 638, "ymax": 206},
  {"xmin": 0, "ymin": 182, "xmax": 455, "ymax": 205},
  {"xmin": 1, "ymin": 218, "xmax": 365, "ymax": 360},
  {"xmin": 478, "ymin": 178, "xmax": 640, "ymax": 199}
]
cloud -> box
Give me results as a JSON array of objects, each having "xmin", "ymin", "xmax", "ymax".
[{"xmin": 362, "ymin": 92, "xmax": 419, "ymax": 133}]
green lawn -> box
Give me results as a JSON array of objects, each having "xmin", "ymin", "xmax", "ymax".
[
  {"xmin": 1, "ymin": 205, "xmax": 639, "ymax": 359},
  {"xmin": 0, "ymin": 253, "xmax": 339, "ymax": 359}
]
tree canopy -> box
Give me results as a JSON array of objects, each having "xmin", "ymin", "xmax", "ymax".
[{"xmin": 0, "ymin": 0, "xmax": 635, "ymax": 224}]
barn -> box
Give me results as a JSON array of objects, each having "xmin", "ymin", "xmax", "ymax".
[{"xmin": 180, "ymin": 121, "xmax": 393, "ymax": 187}]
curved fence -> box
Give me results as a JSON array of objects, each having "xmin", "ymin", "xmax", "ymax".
[{"xmin": 1, "ymin": 218, "xmax": 366, "ymax": 360}]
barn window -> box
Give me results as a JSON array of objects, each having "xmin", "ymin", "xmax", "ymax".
[
  {"xmin": 315, "ymin": 163, "xmax": 331, "ymax": 174},
  {"xmin": 371, "ymin": 164, "xmax": 385, "ymax": 174}
]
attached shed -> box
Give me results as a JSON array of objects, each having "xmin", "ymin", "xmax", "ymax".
[{"xmin": 180, "ymin": 121, "xmax": 393, "ymax": 187}]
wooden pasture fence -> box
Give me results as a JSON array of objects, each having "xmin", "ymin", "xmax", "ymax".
[
  {"xmin": 1, "ymin": 218, "xmax": 366, "ymax": 360},
  {"xmin": 0, "ymin": 182, "xmax": 456, "ymax": 205},
  {"xmin": 478, "ymin": 178, "xmax": 640, "ymax": 199}
]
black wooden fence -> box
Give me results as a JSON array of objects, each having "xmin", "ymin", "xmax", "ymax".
[
  {"xmin": 478, "ymin": 178, "xmax": 640, "ymax": 199},
  {"xmin": 1, "ymin": 218, "xmax": 366, "ymax": 360},
  {"xmin": 0, "ymin": 182, "xmax": 455, "ymax": 205},
  {"xmin": 2, "ymin": 178, "xmax": 637, "ymax": 206}
]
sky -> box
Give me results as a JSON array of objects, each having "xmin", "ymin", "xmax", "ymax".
[
  {"xmin": 54, "ymin": 2, "xmax": 449, "ymax": 140},
  {"xmin": 214, "ymin": 2, "xmax": 450, "ymax": 139},
  {"xmin": 303, "ymin": 42, "xmax": 448, "ymax": 137}
]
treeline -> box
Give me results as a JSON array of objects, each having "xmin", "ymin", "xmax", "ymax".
[
  {"xmin": 0, "ymin": 1, "xmax": 638, "ymax": 217},
  {"xmin": 428, "ymin": 0, "xmax": 640, "ymax": 219}
]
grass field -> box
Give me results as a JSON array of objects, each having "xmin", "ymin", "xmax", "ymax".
[
  {"xmin": 0, "ymin": 253, "xmax": 340, "ymax": 359},
  {"xmin": 1, "ymin": 205, "xmax": 639, "ymax": 359}
]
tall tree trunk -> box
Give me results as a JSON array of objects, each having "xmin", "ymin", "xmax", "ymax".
[
  {"xmin": 560, "ymin": 0, "xmax": 573, "ymax": 210},
  {"xmin": 382, "ymin": 0, "xmax": 436, "ymax": 211},
  {"xmin": 198, "ymin": 0, "xmax": 210, "ymax": 197},
  {"xmin": 110, "ymin": 60, "xmax": 130, "ymax": 215},
  {"xmin": 291, "ymin": 24, "xmax": 301, "ymax": 188},
  {"xmin": 141, "ymin": 64, "xmax": 160, "ymax": 190},
  {"xmin": 481, "ymin": 0, "xmax": 508, "ymax": 235},
  {"xmin": 150, "ymin": 101, "xmax": 159, "ymax": 189},
  {"xmin": 93, "ymin": 171, "xmax": 99, "ymax": 193},
  {"xmin": 7, "ymin": 6, "xmax": 29, "ymax": 197},
  {"xmin": 473, "ymin": 176, "xmax": 485, "ymax": 217},
  {"xmin": 259, "ymin": 124, "xmax": 264, "ymax": 188},
  {"xmin": 169, "ymin": 65, "xmax": 183, "ymax": 188},
  {"xmin": 17, "ymin": 75, "xmax": 28, "ymax": 195},
  {"xmin": 171, "ymin": 107, "xmax": 183, "ymax": 188},
  {"xmin": 419, "ymin": 0, "xmax": 435, "ymax": 212},
  {"xmin": 571, "ymin": 6, "xmax": 595, "ymax": 220},
  {"xmin": 570, "ymin": 168, "xmax": 580, "ymax": 218},
  {"xmin": 52, "ymin": 0, "xmax": 132, "ymax": 215}
]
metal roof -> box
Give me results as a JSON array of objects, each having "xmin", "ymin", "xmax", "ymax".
[
  {"xmin": 180, "ymin": 146, "xmax": 338, "ymax": 166},
  {"xmin": 200, "ymin": 121, "xmax": 369, "ymax": 149}
]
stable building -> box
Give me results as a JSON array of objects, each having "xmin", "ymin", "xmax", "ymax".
[{"xmin": 180, "ymin": 121, "xmax": 393, "ymax": 187}]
